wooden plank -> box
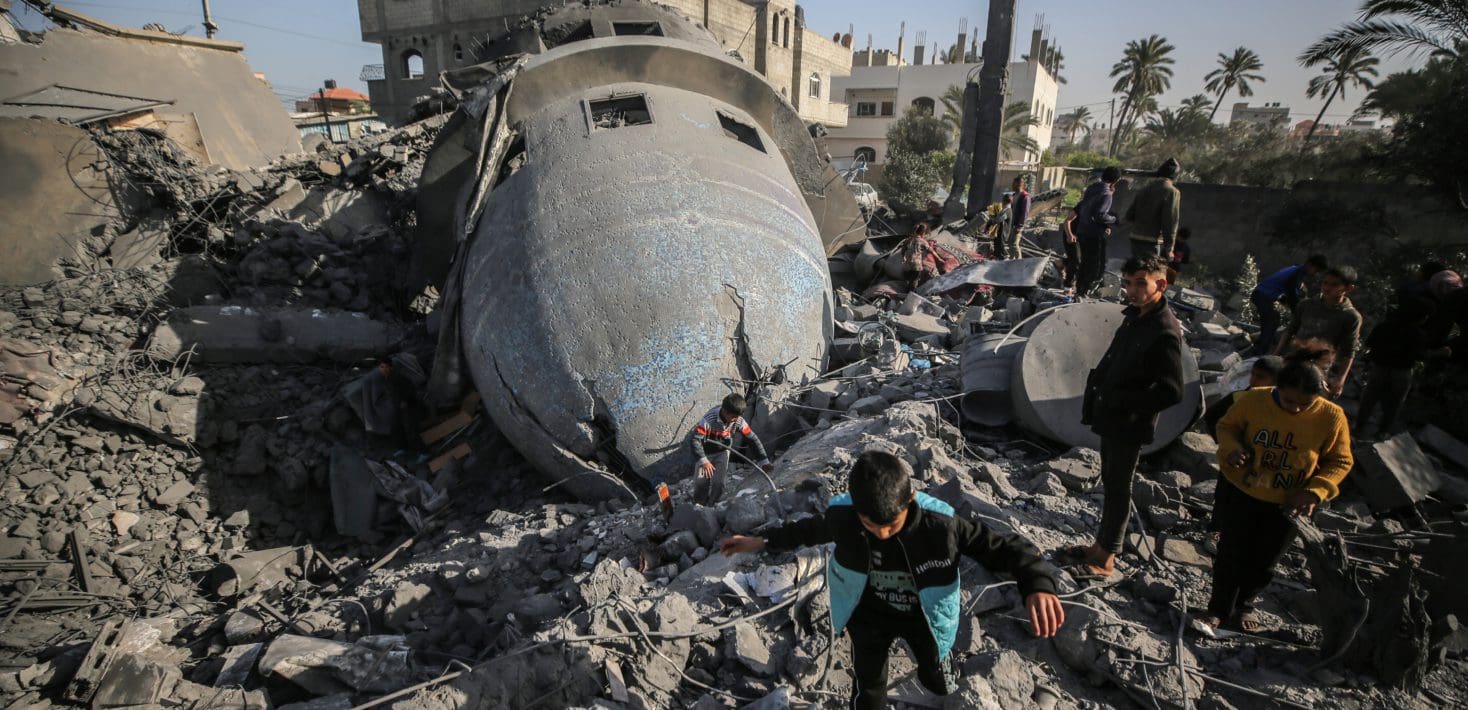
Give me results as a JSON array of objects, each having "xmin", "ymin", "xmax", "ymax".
[
  {"xmin": 428, "ymin": 443, "xmax": 471, "ymax": 472},
  {"xmin": 419, "ymin": 411, "xmax": 472, "ymax": 445},
  {"xmin": 68, "ymin": 530, "xmax": 93, "ymax": 594}
]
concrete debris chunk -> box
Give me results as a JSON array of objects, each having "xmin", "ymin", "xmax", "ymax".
[
  {"xmin": 146, "ymin": 305, "xmax": 397, "ymax": 364},
  {"xmin": 729, "ymin": 623, "xmax": 775, "ymax": 676},
  {"xmin": 1033, "ymin": 447, "xmax": 1101, "ymax": 491},
  {"xmin": 1356, "ymin": 433, "xmax": 1442, "ymax": 511}
]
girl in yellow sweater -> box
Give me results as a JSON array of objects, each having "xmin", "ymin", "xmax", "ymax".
[{"xmin": 1192, "ymin": 356, "xmax": 1353, "ymax": 637}]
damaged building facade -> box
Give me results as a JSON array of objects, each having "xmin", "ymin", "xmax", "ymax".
[{"xmin": 356, "ymin": 0, "xmax": 853, "ymax": 127}]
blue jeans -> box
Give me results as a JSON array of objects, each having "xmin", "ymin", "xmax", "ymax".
[{"xmin": 1250, "ymin": 292, "xmax": 1281, "ymax": 356}]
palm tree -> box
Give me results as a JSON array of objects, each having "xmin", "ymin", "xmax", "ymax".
[
  {"xmin": 1108, "ymin": 35, "xmax": 1177, "ymax": 156},
  {"xmin": 1204, "ymin": 46, "xmax": 1267, "ymax": 121},
  {"xmin": 1301, "ymin": 0, "xmax": 1467, "ymax": 64},
  {"xmin": 1062, "ymin": 106, "xmax": 1093, "ymax": 145},
  {"xmin": 937, "ymin": 87, "xmax": 1041, "ymax": 157},
  {"xmin": 1180, "ymin": 94, "xmax": 1213, "ymax": 119},
  {"xmin": 1302, "ymin": 46, "xmax": 1380, "ymax": 146}
]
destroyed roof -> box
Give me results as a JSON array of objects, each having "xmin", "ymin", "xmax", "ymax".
[
  {"xmin": 305, "ymin": 87, "xmax": 369, "ymax": 102},
  {"xmin": 0, "ymin": 84, "xmax": 171, "ymax": 124}
]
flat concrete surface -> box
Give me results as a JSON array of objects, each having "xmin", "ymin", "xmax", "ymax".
[
  {"xmin": 147, "ymin": 305, "xmax": 396, "ymax": 364},
  {"xmin": 1357, "ymin": 433, "xmax": 1442, "ymax": 511},
  {"xmin": 1010, "ymin": 302, "xmax": 1202, "ymax": 454},
  {"xmin": 917, "ymin": 256, "xmax": 1049, "ymax": 295}
]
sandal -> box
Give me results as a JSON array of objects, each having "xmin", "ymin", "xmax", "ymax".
[
  {"xmin": 1188, "ymin": 612, "xmax": 1236, "ymax": 639},
  {"xmin": 1055, "ymin": 545, "xmax": 1097, "ymax": 564},
  {"xmin": 1062, "ymin": 562, "xmax": 1123, "ymax": 586}
]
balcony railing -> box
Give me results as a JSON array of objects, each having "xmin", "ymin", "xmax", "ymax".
[{"xmin": 359, "ymin": 64, "xmax": 385, "ymax": 82}]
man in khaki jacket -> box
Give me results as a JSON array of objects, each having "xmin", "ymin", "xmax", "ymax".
[{"xmin": 1125, "ymin": 158, "xmax": 1181, "ymax": 259}]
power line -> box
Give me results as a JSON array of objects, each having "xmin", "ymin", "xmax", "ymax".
[{"xmin": 57, "ymin": 1, "xmax": 373, "ymax": 50}]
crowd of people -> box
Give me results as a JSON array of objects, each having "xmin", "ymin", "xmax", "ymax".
[{"xmin": 682, "ymin": 162, "xmax": 1464, "ymax": 706}]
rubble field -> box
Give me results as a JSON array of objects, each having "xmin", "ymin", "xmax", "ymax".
[{"xmin": 3, "ymin": 117, "xmax": 1467, "ymax": 710}]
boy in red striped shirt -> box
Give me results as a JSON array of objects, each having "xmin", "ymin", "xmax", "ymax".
[{"xmin": 689, "ymin": 393, "xmax": 773, "ymax": 505}]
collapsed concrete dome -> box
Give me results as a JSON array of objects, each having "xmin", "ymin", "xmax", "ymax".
[{"xmin": 424, "ymin": 3, "xmax": 835, "ymax": 499}]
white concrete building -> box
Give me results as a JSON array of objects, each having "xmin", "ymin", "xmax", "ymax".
[
  {"xmin": 1230, "ymin": 101, "xmax": 1291, "ymax": 129},
  {"xmin": 825, "ymin": 26, "xmax": 1059, "ymax": 175}
]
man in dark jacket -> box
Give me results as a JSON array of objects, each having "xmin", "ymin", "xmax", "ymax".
[
  {"xmin": 720, "ymin": 450, "xmax": 1062, "ymax": 709},
  {"xmin": 1125, "ymin": 158, "xmax": 1182, "ymax": 259},
  {"xmin": 1063, "ymin": 256, "xmax": 1185, "ymax": 581},
  {"xmin": 1064, "ymin": 166, "xmax": 1122, "ymax": 297},
  {"xmin": 1011, "ymin": 175, "xmax": 1031, "ymax": 238}
]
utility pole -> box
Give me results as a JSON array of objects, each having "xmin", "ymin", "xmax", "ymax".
[
  {"xmin": 200, "ymin": 0, "xmax": 218, "ymax": 39},
  {"xmin": 1107, "ymin": 98, "xmax": 1115, "ymax": 155},
  {"xmin": 318, "ymin": 79, "xmax": 334, "ymax": 143},
  {"xmin": 966, "ymin": 0, "xmax": 1017, "ymax": 218}
]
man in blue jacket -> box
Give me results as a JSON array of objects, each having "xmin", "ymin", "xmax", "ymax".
[
  {"xmin": 1250, "ymin": 254, "xmax": 1328, "ymax": 356},
  {"xmin": 1065, "ymin": 166, "xmax": 1122, "ymax": 297},
  {"xmin": 720, "ymin": 450, "xmax": 1063, "ymax": 708}
]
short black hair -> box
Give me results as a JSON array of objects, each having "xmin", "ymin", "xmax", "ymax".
[
  {"xmin": 1305, "ymin": 254, "xmax": 1329, "ymax": 270},
  {"xmin": 1277, "ymin": 357, "xmax": 1327, "ymax": 396},
  {"xmin": 720, "ymin": 393, "xmax": 746, "ymax": 417},
  {"xmin": 1122, "ymin": 255, "xmax": 1169, "ymax": 277},
  {"xmin": 1419, "ymin": 261, "xmax": 1447, "ymax": 280},
  {"xmin": 1252, "ymin": 355, "xmax": 1285, "ymax": 377},
  {"xmin": 1101, "ymin": 166, "xmax": 1123, "ymax": 182},
  {"xmin": 849, "ymin": 450, "xmax": 912, "ymax": 524},
  {"xmin": 1325, "ymin": 266, "xmax": 1358, "ymax": 286}
]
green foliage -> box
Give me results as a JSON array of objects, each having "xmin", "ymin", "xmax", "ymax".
[
  {"xmin": 887, "ymin": 106, "xmax": 952, "ymax": 155},
  {"xmin": 1064, "ymin": 151, "xmax": 1122, "ymax": 170},
  {"xmin": 1108, "ymin": 35, "xmax": 1177, "ymax": 155},
  {"xmin": 1119, "ymin": 120, "xmax": 1388, "ymax": 189},
  {"xmin": 1204, "ymin": 47, "xmax": 1267, "ymax": 120},
  {"xmin": 1040, "ymin": 149, "xmax": 1059, "ymax": 167},
  {"xmin": 1061, "ymin": 186, "xmax": 1084, "ymax": 210},
  {"xmin": 880, "ymin": 150, "xmax": 955, "ymax": 210},
  {"xmin": 1300, "ymin": 0, "xmax": 1467, "ymax": 65},
  {"xmin": 1364, "ymin": 54, "xmax": 1468, "ymax": 208},
  {"xmin": 1235, "ymin": 254, "xmax": 1261, "ymax": 322}
]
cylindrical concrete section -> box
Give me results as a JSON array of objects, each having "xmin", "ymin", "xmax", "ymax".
[
  {"xmin": 960, "ymin": 333, "xmax": 1026, "ymax": 426},
  {"xmin": 460, "ymin": 78, "xmax": 831, "ymax": 499},
  {"xmin": 1011, "ymin": 302, "xmax": 1201, "ymax": 454}
]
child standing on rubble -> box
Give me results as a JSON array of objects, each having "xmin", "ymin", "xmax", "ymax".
[
  {"xmin": 688, "ymin": 393, "xmax": 773, "ymax": 505},
  {"xmin": 719, "ymin": 450, "xmax": 1064, "ymax": 709},
  {"xmin": 1201, "ymin": 355, "xmax": 1284, "ymax": 553},
  {"xmin": 1192, "ymin": 355, "xmax": 1353, "ymax": 637}
]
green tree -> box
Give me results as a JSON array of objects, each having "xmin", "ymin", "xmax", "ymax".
[
  {"xmin": 1180, "ymin": 94, "xmax": 1214, "ymax": 119},
  {"xmin": 1061, "ymin": 105, "xmax": 1092, "ymax": 146},
  {"xmin": 1301, "ymin": 46, "xmax": 1380, "ymax": 146},
  {"xmin": 881, "ymin": 107, "xmax": 955, "ymax": 209},
  {"xmin": 1108, "ymin": 35, "xmax": 1177, "ymax": 156},
  {"xmin": 938, "ymin": 86, "xmax": 1042, "ymax": 158},
  {"xmin": 1204, "ymin": 46, "xmax": 1267, "ymax": 121},
  {"xmin": 1300, "ymin": 0, "xmax": 1467, "ymax": 64},
  {"xmin": 1361, "ymin": 54, "xmax": 1468, "ymax": 208},
  {"xmin": 888, "ymin": 106, "xmax": 952, "ymax": 154}
]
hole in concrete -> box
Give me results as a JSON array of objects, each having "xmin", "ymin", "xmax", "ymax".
[
  {"xmin": 546, "ymin": 20, "xmax": 594, "ymax": 47},
  {"xmin": 495, "ymin": 135, "xmax": 527, "ymax": 187},
  {"xmin": 612, "ymin": 21, "xmax": 663, "ymax": 36},
  {"xmin": 717, "ymin": 111, "xmax": 764, "ymax": 153},
  {"xmin": 588, "ymin": 94, "xmax": 651, "ymax": 130}
]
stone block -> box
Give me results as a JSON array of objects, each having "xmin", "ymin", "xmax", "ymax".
[{"xmin": 1357, "ymin": 433, "xmax": 1442, "ymax": 511}]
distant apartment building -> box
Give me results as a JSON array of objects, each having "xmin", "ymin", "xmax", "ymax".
[
  {"xmin": 1230, "ymin": 101, "xmax": 1291, "ymax": 129},
  {"xmin": 355, "ymin": 0, "xmax": 852, "ymax": 126},
  {"xmin": 1288, "ymin": 117, "xmax": 1381, "ymax": 141},
  {"xmin": 293, "ymin": 82, "xmax": 370, "ymax": 114},
  {"xmin": 825, "ymin": 26, "xmax": 1061, "ymax": 174}
]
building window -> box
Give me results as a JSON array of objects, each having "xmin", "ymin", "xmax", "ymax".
[
  {"xmin": 402, "ymin": 49, "xmax": 424, "ymax": 79},
  {"xmin": 453, "ymin": 43, "xmax": 463, "ymax": 62},
  {"xmin": 772, "ymin": 15, "xmax": 779, "ymax": 45},
  {"xmin": 588, "ymin": 94, "xmax": 652, "ymax": 130},
  {"xmin": 612, "ymin": 21, "xmax": 663, "ymax": 36},
  {"xmin": 855, "ymin": 102, "xmax": 877, "ymax": 117},
  {"xmin": 880, "ymin": 101, "xmax": 895, "ymax": 116},
  {"xmin": 912, "ymin": 97, "xmax": 935, "ymax": 116},
  {"xmin": 808, "ymin": 73, "xmax": 821, "ymax": 99},
  {"xmin": 783, "ymin": 17, "xmax": 791, "ymax": 48},
  {"xmin": 548, "ymin": 20, "xmax": 595, "ymax": 47},
  {"xmin": 717, "ymin": 111, "xmax": 765, "ymax": 153},
  {"xmin": 854, "ymin": 146, "xmax": 877, "ymax": 163}
]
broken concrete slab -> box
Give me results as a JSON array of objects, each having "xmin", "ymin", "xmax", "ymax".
[
  {"xmin": 960, "ymin": 333, "xmax": 1026, "ymax": 426},
  {"xmin": 1011, "ymin": 303, "xmax": 1202, "ymax": 455},
  {"xmin": 1415, "ymin": 425, "xmax": 1468, "ymax": 470},
  {"xmin": 1032, "ymin": 447, "xmax": 1101, "ymax": 491},
  {"xmin": 146, "ymin": 305, "xmax": 397, "ymax": 364},
  {"xmin": 917, "ymin": 256, "xmax": 1049, "ymax": 295},
  {"xmin": 1356, "ymin": 433, "xmax": 1443, "ymax": 511}
]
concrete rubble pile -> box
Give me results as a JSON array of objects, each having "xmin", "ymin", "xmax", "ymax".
[{"xmin": 2, "ymin": 14, "xmax": 1466, "ymax": 710}]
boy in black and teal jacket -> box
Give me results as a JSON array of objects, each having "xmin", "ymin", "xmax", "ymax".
[{"xmin": 720, "ymin": 450, "xmax": 1063, "ymax": 709}]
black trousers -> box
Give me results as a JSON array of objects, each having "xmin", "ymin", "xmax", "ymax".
[
  {"xmin": 1250, "ymin": 292, "xmax": 1281, "ymax": 356},
  {"xmin": 1096, "ymin": 437, "xmax": 1143, "ymax": 555},
  {"xmin": 847, "ymin": 604, "xmax": 955, "ymax": 709},
  {"xmin": 1356, "ymin": 364, "xmax": 1413, "ymax": 434},
  {"xmin": 1207, "ymin": 479, "xmax": 1296, "ymax": 621},
  {"xmin": 1062, "ymin": 238, "xmax": 1082, "ymax": 289},
  {"xmin": 691, "ymin": 451, "xmax": 730, "ymax": 506},
  {"xmin": 1076, "ymin": 233, "xmax": 1107, "ymax": 297}
]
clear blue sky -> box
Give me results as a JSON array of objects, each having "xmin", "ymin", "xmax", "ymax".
[{"xmin": 11, "ymin": 0, "xmax": 1426, "ymax": 123}]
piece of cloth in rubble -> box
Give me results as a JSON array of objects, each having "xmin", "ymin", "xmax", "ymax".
[
  {"xmin": 899, "ymin": 235, "xmax": 960, "ymax": 282},
  {"xmin": 341, "ymin": 354, "xmax": 426, "ymax": 436}
]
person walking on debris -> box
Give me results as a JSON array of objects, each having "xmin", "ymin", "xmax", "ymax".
[
  {"xmin": 719, "ymin": 450, "xmax": 1064, "ymax": 709},
  {"xmin": 1168, "ymin": 226, "xmax": 1192, "ymax": 280},
  {"xmin": 1066, "ymin": 166, "xmax": 1122, "ymax": 297},
  {"xmin": 1192, "ymin": 355, "xmax": 1353, "ymax": 637},
  {"xmin": 987, "ymin": 193, "xmax": 1017, "ymax": 259},
  {"xmin": 1355, "ymin": 298, "xmax": 1443, "ymax": 438},
  {"xmin": 1201, "ymin": 355, "xmax": 1284, "ymax": 553},
  {"xmin": 1248, "ymin": 254, "xmax": 1328, "ymax": 356},
  {"xmin": 1060, "ymin": 256, "xmax": 1184, "ymax": 583},
  {"xmin": 899, "ymin": 223, "xmax": 958, "ymax": 291},
  {"xmin": 1124, "ymin": 158, "xmax": 1182, "ymax": 259},
  {"xmin": 1010, "ymin": 174, "xmax": 1031, "ymax": 249},
  {"xmin": 1275, "ymin": 266, "xmax": 1363, "ymax": 398},
  {"xmin": 689, "ymin": 393, "xmax": 772, "ymax": 505}
]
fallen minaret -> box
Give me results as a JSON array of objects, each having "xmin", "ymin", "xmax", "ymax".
[{"xmin": 416, "ymin": 3, "xmax": 847, "ymax": 499}]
